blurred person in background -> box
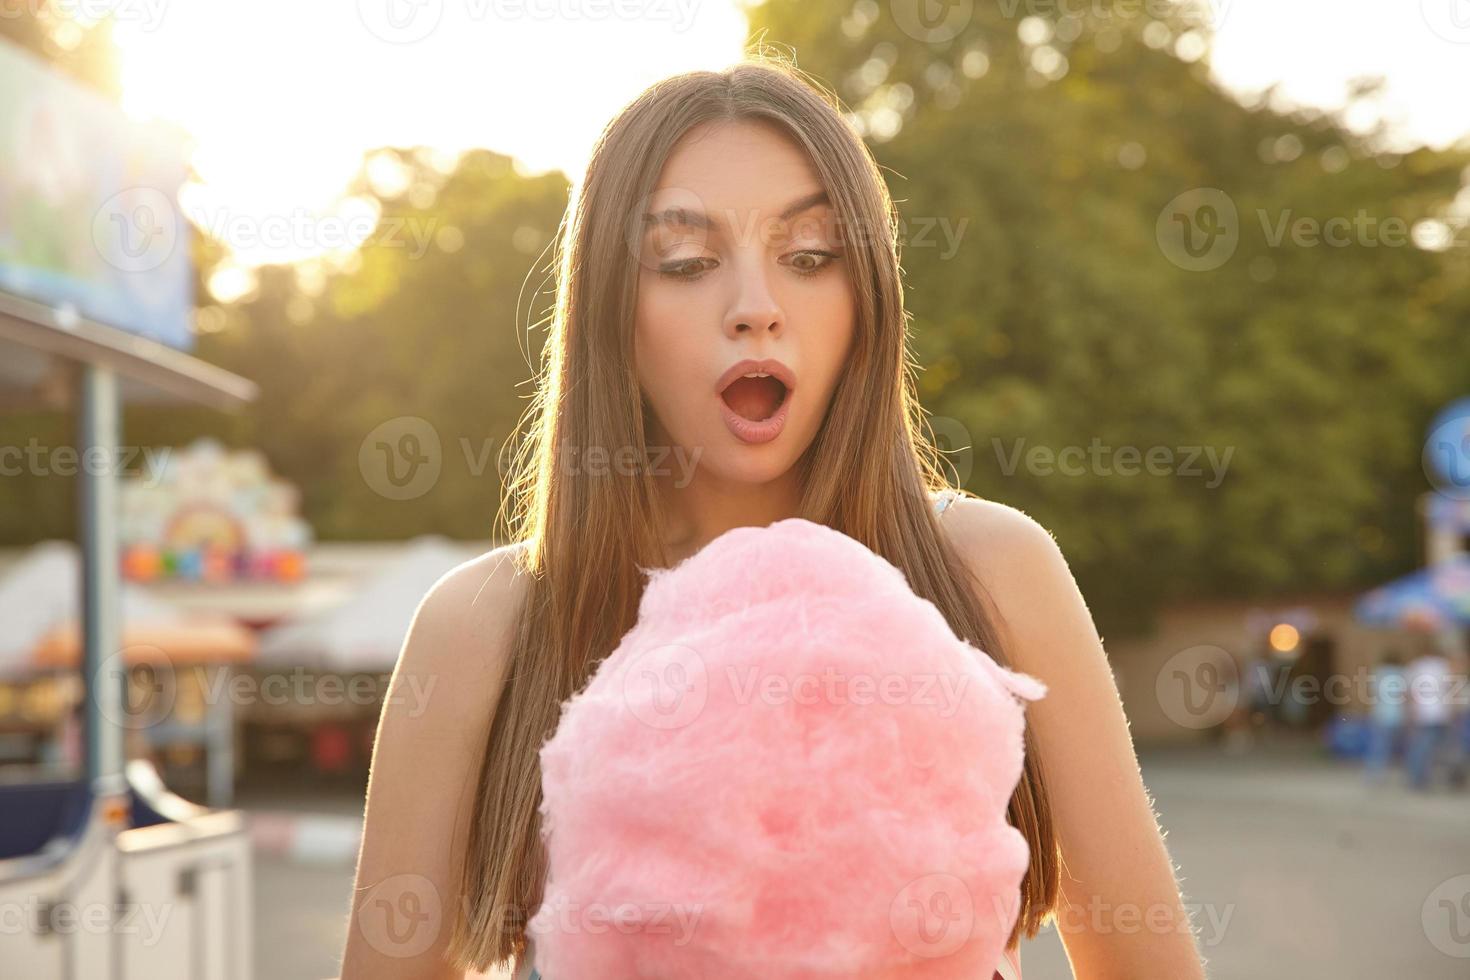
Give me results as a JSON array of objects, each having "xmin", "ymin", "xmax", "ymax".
[
  {"xmin": 1405, "ymin": 641, "xmax": 1456, "ymax": 791},
  {"xmin": 1244, "ymin": 643, "xmax": 1280, "ymax": 735},
  {"xmin": 1364, "ymin": 649, "xmax": 1407, "ymax": 784}
]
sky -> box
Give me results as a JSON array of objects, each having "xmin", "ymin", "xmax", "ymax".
[{"xmin": 97, "ymin": 0, "xmax": 1470, "ymax": 273}]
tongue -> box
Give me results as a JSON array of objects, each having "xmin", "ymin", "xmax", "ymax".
[{"xmin": 722, "ymin": 375, "xmax": 785, "ymax": 422}]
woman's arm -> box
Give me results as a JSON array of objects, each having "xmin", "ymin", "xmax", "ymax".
[
  {"xmin": 339, "ymin": 543, "xmax": 527, "ymax": 980},
  {"xmin": 944, "ymin": 498, "xmax": 1208, "ymax": 980}
]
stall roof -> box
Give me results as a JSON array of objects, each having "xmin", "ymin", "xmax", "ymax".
[
  {"xmin": 256, "ymin": 535, "xmax": 486, "ymax": 672},
  {"xmin": 0, "ymin": 540, "xmax": 255, "ymax": 675},
  {"xmin": 0, "ymin": 292, "xmax": 257, "ymax": 410},
  {"xmin": 1354, "ymin": 555, "xmax": 1470, "ymax": 628}
]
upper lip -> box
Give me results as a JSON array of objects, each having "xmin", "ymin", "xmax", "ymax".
[{"xmin": 715, "ymin": 358, "xmax": 797, "ymax": 396}]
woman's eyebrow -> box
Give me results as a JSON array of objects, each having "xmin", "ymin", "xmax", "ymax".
[
  {"xmin": 642, "ymin": 190, "xmax": 831, "ymax": 233},
  {"xmin": 779, "ymin": 189, "xmax": 830, "ymax": 221}
]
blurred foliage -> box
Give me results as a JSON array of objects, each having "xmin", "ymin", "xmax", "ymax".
[
  {"xmin": 130, "ymin": 149, "xmax": 568, "ymax": 541},
  {"xmin": 0, "ymin": 4, "xmax": 121, "ymax": 96},
  {"xmin": 748, "ymin": 0, "xmax": 1470, "ymax": 630},
  {"xmin": 2, "ymin": 3, "xmax": 1469, "ymax": 634}
]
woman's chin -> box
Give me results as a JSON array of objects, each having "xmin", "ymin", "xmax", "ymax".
[{"xmin": 697, "ymin": 445, "xmax": 801, "ymax": 487}]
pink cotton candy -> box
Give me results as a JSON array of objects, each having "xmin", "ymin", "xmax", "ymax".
[{"xmin": 530, "ymin": 518, "xmax": 1046, "ymax": 979}]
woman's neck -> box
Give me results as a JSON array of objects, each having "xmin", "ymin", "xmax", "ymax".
[{"xmin": 654, "ymin": 465, "xmax": 804, "ymax": 566}]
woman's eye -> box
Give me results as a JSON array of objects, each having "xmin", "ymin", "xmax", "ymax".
[
  {"xmin": 658, "ymin": 256, "xmax": 716, "ymax": 280},
  {"xmin": 785, "ymin": 249, "xmax": 841, "ymax": 275}
]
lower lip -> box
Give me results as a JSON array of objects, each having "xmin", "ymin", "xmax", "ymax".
[{"xmin": 719, "ymin": 389, "xmax": 792, "ymax": 445}]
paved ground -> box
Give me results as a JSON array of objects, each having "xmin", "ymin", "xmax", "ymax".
[
  {"xmin": 251, "ymin": 737, "xmax": 1470, "ymax": 979},
  {"xmin": 1016, "ymin": 739, "xmax": 1470, "ymax": 979}
]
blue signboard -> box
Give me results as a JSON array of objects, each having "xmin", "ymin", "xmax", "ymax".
[{"xmin": 0, "ymin": 37, "xmax": 193, "ymax": 350}]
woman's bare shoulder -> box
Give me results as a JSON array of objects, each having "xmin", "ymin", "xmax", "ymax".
[
  {"xmin": 934, "ymin": 495, "xmax": 1087, "ymax": 664},
  {"xmin": 398, "ymin": 540, "xmax": 532, "ymax": 693},
  {"xmin": 938, "ymin": 494, "xmax": 1065, "ymax": 576}
]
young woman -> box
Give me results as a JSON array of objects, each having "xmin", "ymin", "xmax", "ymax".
[{"xmin": 340, "ymin": 58, "xmax": 1208, "ymax": 980}]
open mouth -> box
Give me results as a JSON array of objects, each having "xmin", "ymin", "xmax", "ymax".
[{"xmin": 720, "ymin": 373, "xmax": 789, "ymax": 422}]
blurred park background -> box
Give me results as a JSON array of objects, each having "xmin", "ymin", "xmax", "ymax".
[{"xmin": 2, "ymin": 0, "xmax": 1470, "ymax": 978}]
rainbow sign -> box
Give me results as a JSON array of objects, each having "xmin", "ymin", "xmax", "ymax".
[{"xmin": 120, "ymin": 439, "xmax": 312, "ymax": 583}]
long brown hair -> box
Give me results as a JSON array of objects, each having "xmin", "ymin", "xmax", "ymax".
[{"xmin": 447, "ymin": 54, "xmax": 1058, "ymax": 972}]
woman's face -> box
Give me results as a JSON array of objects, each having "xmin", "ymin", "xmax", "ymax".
[{"xmin": 633, "ymin": 118, "xmax": 856, "ymax": 488}]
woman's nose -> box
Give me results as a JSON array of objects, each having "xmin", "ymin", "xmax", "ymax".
[{"xmin": 722, "ymin": 259, "xmax": 784, "ymax": 338}]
